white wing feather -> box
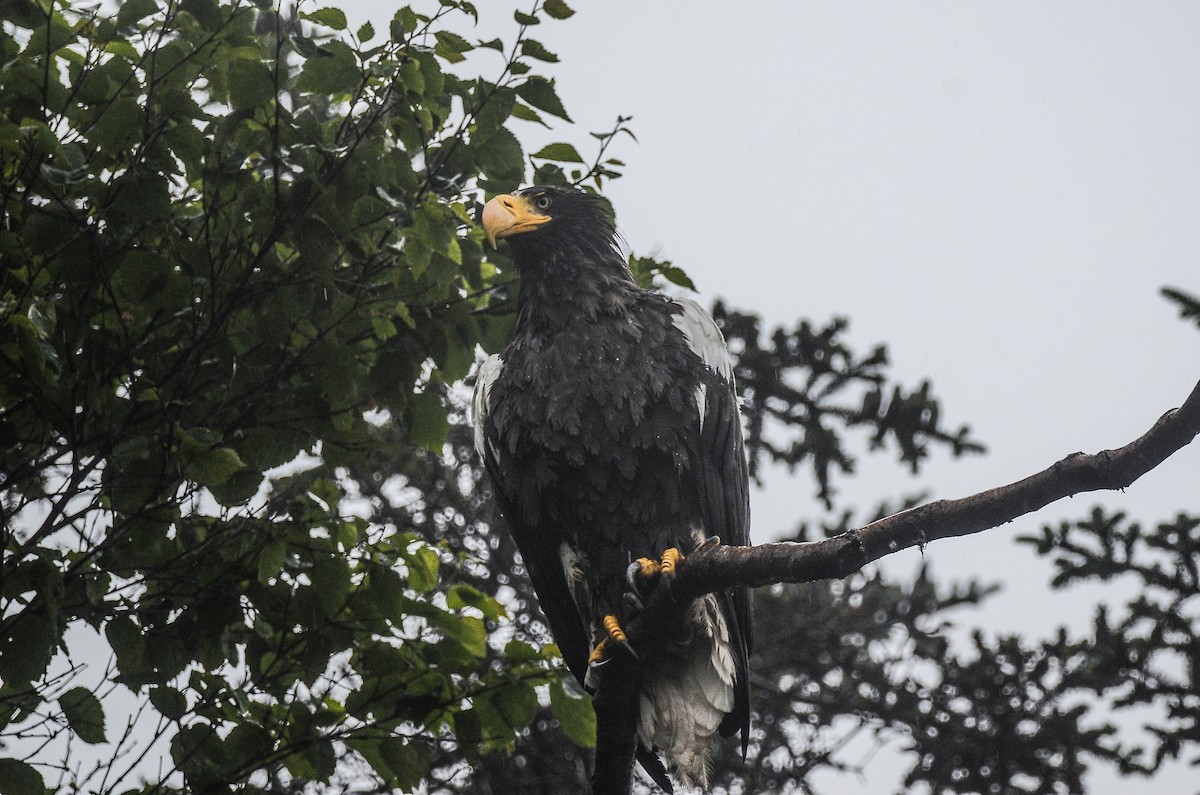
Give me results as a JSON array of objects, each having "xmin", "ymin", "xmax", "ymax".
[
  {"xmin": 472, "ymin": 354, "xmax": 504, "ymax": 459},
  {"xmin": 670, "ymin": 297, "xmax": 734, "ymax": 431},
  {"xmin": 670, "ymin": 298, "xmax": 733, "ymax": 381}
]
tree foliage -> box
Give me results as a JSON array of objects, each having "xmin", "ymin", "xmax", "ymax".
[
  {"xmin": 1, "ymin": 1, "xmax": 1197, "ymax": 794},
  {"xmin": 0, "ymin": 0, "xmax": 593, "ymax": 790}
]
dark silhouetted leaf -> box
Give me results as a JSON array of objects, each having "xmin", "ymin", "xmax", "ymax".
[
  {"xmin": 0, "ymin": 759, "xmax": 44, "ymax": 795},
  {"xmin": 531, "ymin": 142, "xmax": 583, "ymax": 163},
  {"xmin": 59, "ymin": 687, "xmax": 106, "ymax": 744},
  {"xmin": 516, "ymin": 76, "xmax": 571, "ymax": 121}
]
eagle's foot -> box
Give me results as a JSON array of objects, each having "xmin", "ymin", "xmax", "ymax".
[
  {"xmin": 624, "ymin": 554, "xmax": 669, "ymax": 606},
  {"xmin": 626, "ymin": 544, "xmax": 693, "ymax": 589},
  {"xmin": 587, "ymin": 614, "xmax": 638, "ymax": 666},
  {"xmin": 625, "ymin": 544, "xmax": 698, "ymax": 606},
  {"xmin": 627, "ymin": 557, "xmax": 663, "ymax": 588}
]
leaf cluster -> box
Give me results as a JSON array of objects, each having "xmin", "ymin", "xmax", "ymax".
[
  {"xmin": 1162, "ymin": 286, "xmax": 1200, "ymax": 330},
  {"xmin": 0, "ymin": 0, "xmax": 594, "ymax": 791},
  {"xmin": 1019, "ymin": 506, "xmax": 1200, "ymax": 773}
]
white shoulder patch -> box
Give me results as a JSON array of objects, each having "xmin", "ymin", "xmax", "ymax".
[
  {"xmin": 471, "ymin": 354, "xmax": 504, "ymax": 459},
  {"xmin": 670, "ymin": 298, "xmax": 734, "ymax": 426},
  {"xmin": 670, "ymin": 298, "xmax": 733, "ymax": 382}
]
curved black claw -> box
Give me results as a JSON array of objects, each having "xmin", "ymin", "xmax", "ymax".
[{"xmin": 626, "ymin": 560, "xmax": 647, "ymax": 591}]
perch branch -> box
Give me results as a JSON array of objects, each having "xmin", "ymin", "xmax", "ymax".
[{"xmin": 592, "ymin": 376, "xmax": 1200, "ymax": 794}]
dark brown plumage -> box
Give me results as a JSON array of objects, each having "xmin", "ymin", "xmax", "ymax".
[{"xmin": 473, "ymin": 186, "xmax": 751, "ymax": 791}]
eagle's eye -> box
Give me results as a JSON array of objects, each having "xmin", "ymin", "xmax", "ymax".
[{"xmin": 533, "ymin": 194, "xmax": 552, "ymax": 211}]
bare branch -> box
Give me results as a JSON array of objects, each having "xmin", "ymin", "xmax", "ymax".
[{"xmin": 676, "ymin": 376, "xmax": 1200, "ymax": 599}]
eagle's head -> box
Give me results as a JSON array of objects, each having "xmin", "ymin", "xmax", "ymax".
[{"xmin": 481, "ymin": 186, "xmax": 618, "ymax": 263}]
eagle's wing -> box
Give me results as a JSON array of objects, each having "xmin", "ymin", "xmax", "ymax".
[
  {"xmin": 670, "ymin": 298, "xmax": 753, "ymax": 744},
  {"xmin": 472, "ymin": 354, "xmax": 594, "ymax": 686},
  {"xmin": 669, "ymin": 299, "xmax": 750, "ymax": 548}
]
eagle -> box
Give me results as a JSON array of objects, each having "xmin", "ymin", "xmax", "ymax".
[{"xmin": 472, "ymin": 186, "xmax": 751, "ymax": 791}]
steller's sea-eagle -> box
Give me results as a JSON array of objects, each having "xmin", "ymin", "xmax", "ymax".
[{"xmin": 472, "ymin": 186, "xmax": 751, "ymax": 791}]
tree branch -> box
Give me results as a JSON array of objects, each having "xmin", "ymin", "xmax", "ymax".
[{"xmin": 593, "ymin": 376, "xmax": 1200, "ymax": 794}]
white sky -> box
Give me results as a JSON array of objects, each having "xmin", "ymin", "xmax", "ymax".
[{"xmin": 338, "ymin": 2, "xmax": 1200, "ymax": 791}]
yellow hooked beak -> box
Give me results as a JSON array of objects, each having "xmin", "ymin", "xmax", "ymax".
[{"xmin": 481, "ymin": 194, "xmax": 551, "ymax": 248}]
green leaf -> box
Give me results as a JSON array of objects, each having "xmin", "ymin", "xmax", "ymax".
[
  {"xmin": 455, "ymin": 707, "xmax": 483, "ymax": 745},
  {"xmin": 224, "ymin": 723, "xmax": 273, "ymax": 770},
  {"xmin": 394, "ymin": 301, "xmax": 416, "ymax": 328},
  {"xmin": 59, "ymin": 687, "xmax": 107, "ymax": 744},
  {"xmin": 434, "ymin": 30, "xmax": 472, "ymax": 54},
  {"xmin": 406, "ymin": 545, "xmax": 440, "ymax": 593},
  {"xmin": 475, "ymin": 126, "xmax": 524, "ymax": 190},
  {"xmin": 379, "ymin": 737, "xmax": 429, "ymax": 789},
  {"xmin": 116, "ymin": 0, "xmax": 158, "ymax": 28},
  {"xmin": 149, "ymin": 686, "xmax": 188, "ymax": 720},
  {"xmin": 660, "ymin": 264, "xmax": 697, "ymax": 291},
  {"xmin": 0, "ymin": 614, "xmax": 55, "ymax": 685},
  {"xmin": 104, "ymin": 39, "xmax": 139, "ymax": 60},
  {"xmin": 550, "ymin": 677, "xmax": 595, "ymax": 747},
  {"xmin": 406, "ymin": 391, "xmax": 448, "ymax": 453},
  {"xmin": 179, "ymin": 0, "xmax": 222, "ymax": 31},
  {"xmin": 446, "ymin": 583, "xmax": 504, "ymax": 621},
  {"xmin": 391, "ymin": 6, "xmax": 419, "ymax": 37},
  {"xmin": 88, "ymin": 97, "xmax": 144, "ymax": 154},
  {"xmin": 531, "ymin": 142, "xmax": 584, "ymax": 163},
  {"xmin": 227, "ymin": 59, "xmax": 275, "ymax": 111},
  {"xmin": 209, "ymin": 468, "xmax": 263, "ymax": 506},
  {"xmin": 301, "ymin": 7, "xmax": 347, "ymax": 30},
  {"xmin": 520, "ymin": 39, "xmax": 558, "ymax": 62},
  {"xmin": 0, "ymin": 0, "xmax": 43, "ymax": 29},
  {"xmin": 311, "ymin": 555, "xmax": 352, "ymax": 618},
  {"xmin": 502, "ymin": 638, "xmax": 541, "ymax": 663},
  {"xmin": 107, "ymin": 174, "xmax": 171, "ymax": 223},
  {"xmin": 257, "ymin": 539, "xmax": 287, "ymax": 583},
  {"xmin": 492, "ymin": 682, "xmax": 537, "ymax": 729},
  {"xmin": 186, "ymin": 446, "xmax": 247, "ymax": 488},
  {"xmin": 516, "ymin": 76, "xmax": 571, "ymax": 121},
  {"xmin": 356, "ymin": 21, "xmax": 375, "ymax": 41},
  {"xmin": 510, "ymin": 102, "xmax": 548, "ymax": 127},
  {"xmin": 106, "ymin": 615, "xmax": 148, "ymax": 685},
  {"xmin": 444, "ymin": 614, "xmax": 486, "ymax": 658},
  {"xmin": 543, "ymin": 0, "xmax": 575, "ymax": 19},
  {"xmin": 513, "ymin": 10, "xmax": 539, "ymax": 25},
  {"xmin": 171, "ymin": 723, "xmax": 216, "ymax": 772},
  {"xmin": 0, "ymin": 759, "xmax": 44, "ymax": 795},
  {"xmin": 295, "ymin": 41, "xmax": 361, "ymax": 96}
]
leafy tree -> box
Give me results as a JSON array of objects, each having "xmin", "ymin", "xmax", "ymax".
[
  {"xmin": 2, "ymin": 1, "xmax": 1197, "ymax": 794},
  {"xmin": 0, "ymin": 0, "xmax": 594, "ymax": 791}
]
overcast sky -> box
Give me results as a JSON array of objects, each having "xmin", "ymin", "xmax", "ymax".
[{"xmin": 341, "ymin": 2, "xmax": 1200, "ymax": 790}]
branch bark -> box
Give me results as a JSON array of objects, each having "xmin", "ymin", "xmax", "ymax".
[{"xmin": 592, "ymin": 377, "xmax": 1200, "ymax": 794}]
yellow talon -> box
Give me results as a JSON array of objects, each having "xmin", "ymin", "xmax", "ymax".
[
  {"xmin": 603, "ymin": 614, "xmax": 628, "ymax": 643},
  {"xmin": 587, "ymin": 639, "xmax": 608, "ymax": 665},
  {"xmin": 660, "ymin": 547, "xmax": 683, "ymax": 576},
  {"xmin": 588, "ymin": 614, "xmax": 635, "ymax": 665},
  {"xmin": 634, "ymin": 557, "xmax": 660, "ymax": 578}
]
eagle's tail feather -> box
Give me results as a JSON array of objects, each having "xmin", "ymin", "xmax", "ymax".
[{"xmin": 636, "ymin": 593, "xmax": 737, "ymax": 791}]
